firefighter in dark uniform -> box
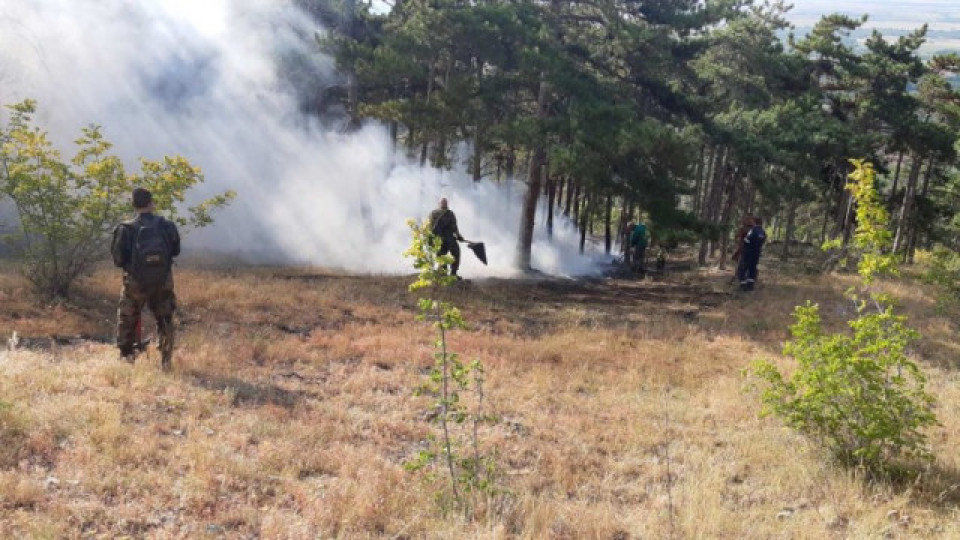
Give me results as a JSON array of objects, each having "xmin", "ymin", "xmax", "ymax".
[
  {"xmin": 428, "ymin": 197, "xmax": 465, "ymax": 277},
  {"xmin": 737, "ymin": 216, "xmax": 766, "ymax": 292}
]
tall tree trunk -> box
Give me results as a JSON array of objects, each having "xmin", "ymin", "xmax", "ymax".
[
  {"xmin": 472, "ymin": 59, "xmax": 484, "ymax": 182},
  {"xmin": 573, "ymin": 189, "xmax": 584, "ymax": 225},
  {"xmin": 505, "ymin": 146, "xmax": 515, "ymax": 182},
  {"xmin": 819, "ymin": 188, "xmax": 831, "ymax": 246},
  {"xmin": 619, "ymin": 197, "xmax": 630, "ymax": 257},
  {"xmin": 833, "ymin": 184, "xmax": 848, "ymax": 237},
  {"xmin": 698, "ymin": 145, "xmax": 717, "ymax": 220},
  {"xmin": 419, "ymin": 143, "xmax": 429, "ymax": 167},
  {"xmin": 710, "ymin": 160, "xmax": 734, "ymax": 259},
  {"xmin": 546, "ymin": 174, "xmax": 556, "ymax": 238},
  {"xmin": 517, "ymin": 77, "xmax": 549, "ymax": 271},
  {"xmin": 893, "ymin": 153, "xmax": 923, "ymax": 256},
  {"xmin": 579, "ymin": 194, "xmax": 590, "ymax": 254},
  {"xmin": 572, "ymin": 183, "xmax": 581, "ymax": 223},
  {"xmin": 555, "ymin": 177, "xmax": 565, "ymax": 213},
  {"xmin": 907, "ymin": 154, "xmax": 937, "ymax": 263},
  {"xmin": 744, "ymin": 176, "xmax": 759, "ymax": 217},
  {"xmin": 781, "ymin": 197, "xmax": 798, "ymax": 261},
  {"xmin": 433, "ymin": 137, "xmax": 447, "ymax": 169},
  {"xmin": 429, "ymin": 61, "xmax": 453, "ymax": 168},
  {"xmin": 504, "ymin": 146, "xmax": 516, "ymax": 199},
  {"xmin": 564, "ymin": 179, "xmax": 575, "ymax": 217},
  {"xmin": 346, "ymin": 71, "xmax": 360, "ymax": 130},
  {"xmin": 604, "ymin": 193, "xmax": 613, "ymax": 254},
  {"xmin": 518, "ymin": 155, "xmax": 545, "ymax": 270},
  {"xmin": 698, "ymin": 146, "xmax": 727, "ymax": 265},
  {"xmin": 693, "ymin": 144, "xmax": 707, "ymax": 216},
  {"xmin": 889, "ymin": 148, "xmax": 904, "ymax": 204},
  {"xmin": 405, "ymin": 125, "xmax": 417, "ymax": 159},
  {"xmin": 419, "ymin": 65, "xmax": 436, "ymax": 167},
  {"xmin": 840, "ymin": 192, "xmax": 855, "ymax": 248},
  {"xmin": 715, "ymin": 170, "xmax": 739, "ymax": 269},
  {"xmin": 472, "ymin": 131, "xmax": 482, "ymax": 182},
  {"xmin": 343, "ymin": 0, "xmax": 360, "ymax": 128},
  {"xmin": 588, "ymin": 191, "xmax": 595, "ymax": 236},
  {"xmin": 920, "ymin": 154, "xmax": 936, "ymax": 199}
]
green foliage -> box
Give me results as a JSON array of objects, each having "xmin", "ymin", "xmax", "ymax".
[
  {"xmin": 753, "ymin": 301, "xmax": 935, "ymax": 468},
  {"xmin": 403, "ymin": 219, "xmax": 496, "ymax": 515},
  {"xmin": 752, "ymin": 160, "xmax": 938, "ymax": 472},
  {"xmin": 315, "ymin": 0, "xmax": 960, "ymax": 269},
  {"xmin": 846, "ymin": 161, "xmax": 898, "ymax": 284},
  {"xmin": 0, "ymin": 101, "xmax": 235, "ymax": 298}
]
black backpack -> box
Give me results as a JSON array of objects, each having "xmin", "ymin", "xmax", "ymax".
[
  {"xmin": 430, "ymin": 210, "xmax": 448, "ymax": 237},
  {"xmin": 130, "ymin": 216, "xmax": 171, "ymax": 287}
]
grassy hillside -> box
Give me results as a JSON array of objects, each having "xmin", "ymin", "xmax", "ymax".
[{"xmin": 1, "ymin": 258, "xmax": 958, "ymax": 538}]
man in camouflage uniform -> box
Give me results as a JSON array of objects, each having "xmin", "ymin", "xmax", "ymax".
[
  {"xmin": 428, "ymin": 197, "xmax": 465, "ymax": 277},
  {"xmin": 111, "ymin": 188, "xmax": 180, "ymax": 370}
]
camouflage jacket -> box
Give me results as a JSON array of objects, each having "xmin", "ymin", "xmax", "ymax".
[{"xmin": 428, "ymin": 208, "xmax": 462, "ymax": 243}]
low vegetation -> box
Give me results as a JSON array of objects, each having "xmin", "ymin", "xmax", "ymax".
[
  {"xmin": 753, "ymin": 162, "xmax": 938, "ymax": 472},
  {"xmin": 403, "ymin": 220, "xmax": 497, "ymax": 515},
  {"xmin": 0, "ymin": 100, "xmax": 234, "ymax": 299},
  {"xmin": 1, "ymin": 254, "xmax": 959, "ymax": 538}
]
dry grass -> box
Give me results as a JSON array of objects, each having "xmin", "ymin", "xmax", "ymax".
[{"xmin": 1, "ymin": 259, "xmax": 959, "ymax": 538}]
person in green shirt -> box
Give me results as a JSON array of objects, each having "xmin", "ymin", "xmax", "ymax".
[{"xmin": 630, "ymin": 221, "xmax": 649, "ymax": 277}]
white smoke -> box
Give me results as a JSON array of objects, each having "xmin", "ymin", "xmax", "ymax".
[{"xmin": 0, "ymin": 0, "xmax": 605, "ymax": 277}]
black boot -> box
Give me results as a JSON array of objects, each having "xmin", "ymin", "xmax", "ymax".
[{"xmin": 119, "ymin": 348, "xmax": 136, "ymax": 364}]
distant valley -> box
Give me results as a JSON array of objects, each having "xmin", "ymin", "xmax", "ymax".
[{"xmin": 788, "ymin": 0, "xmax": 960, "ymax": 55}]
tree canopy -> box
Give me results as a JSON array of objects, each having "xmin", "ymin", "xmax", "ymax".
[{"xmin": 304, "ymin": 1, "xmax": 959, "ymax": 268}]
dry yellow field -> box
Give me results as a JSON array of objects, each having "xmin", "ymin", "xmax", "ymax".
[{"xmin": 0, "ymin": 259, "xmax": 958, "ymax": 538}]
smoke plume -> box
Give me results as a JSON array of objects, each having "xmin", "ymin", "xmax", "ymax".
[{"xmin": 0, "ymin": 0, "xmax": 604, "ymax": 277}]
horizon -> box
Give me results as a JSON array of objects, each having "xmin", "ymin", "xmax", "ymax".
[{"xmin": 787, "ymin": 0, "xmax": 960, "ymax": 53}]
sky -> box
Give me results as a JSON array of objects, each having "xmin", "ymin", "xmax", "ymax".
[
  {"xmin": 787, "ymin": 0, "xmax": 960, "ymax": 52},
  {"xmin": 789, "ymin": 0, "xmax": 958, "ymax": 24}
]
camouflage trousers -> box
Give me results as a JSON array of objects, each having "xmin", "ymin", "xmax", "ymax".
[{"xmin": 116, "ymin": 273, "xmax": 176, "ymax": 363}]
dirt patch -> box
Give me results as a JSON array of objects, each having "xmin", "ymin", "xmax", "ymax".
[{"xmin": 2, "ymin": 263, "xmax": 731, "ymax": 343}]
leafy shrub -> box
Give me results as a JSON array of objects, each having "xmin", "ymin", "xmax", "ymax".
[
  {"xmin": 752, "ymin": 160, "xmax": 938, "ymax": 472},
  {"xmin": 403, "ymin": 220, "xmax": 496, "ymax": 514},
  {"xmin": 0, "ymin": 100, "xmax": 234, "ymax": 298}
]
